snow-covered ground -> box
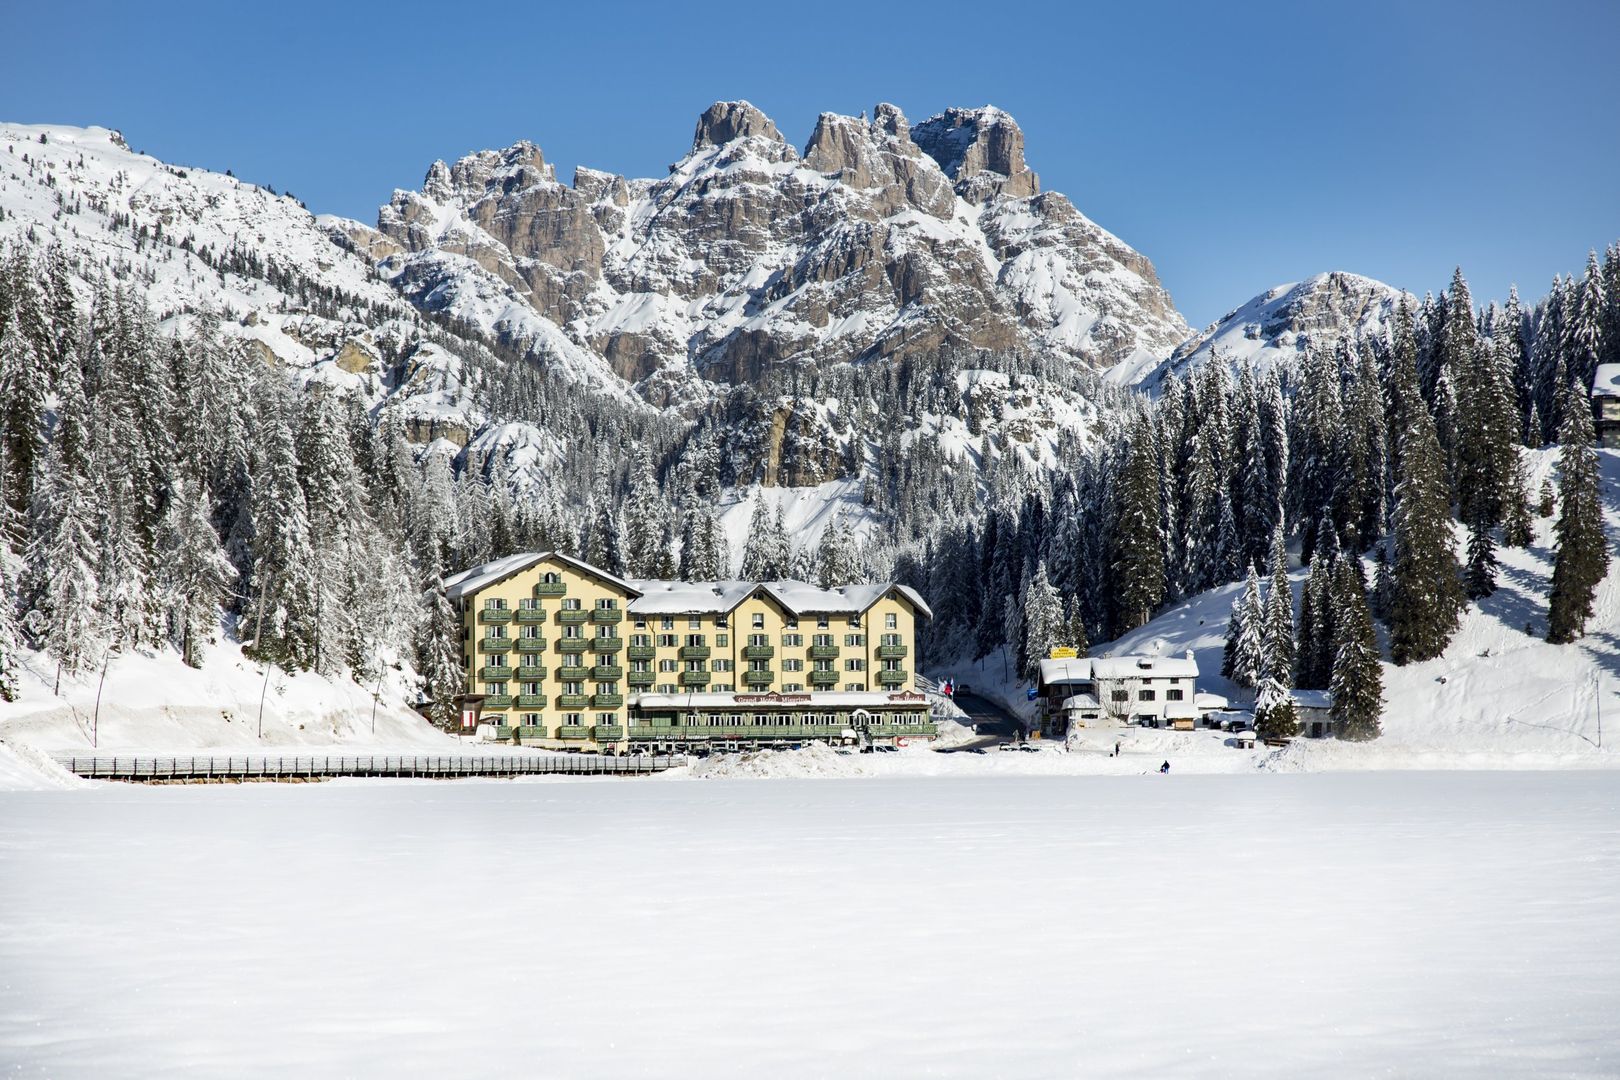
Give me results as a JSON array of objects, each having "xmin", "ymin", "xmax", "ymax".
[{"xmin": 2, "ymin": 772, "xmax": 1616, "ymax": 1078}]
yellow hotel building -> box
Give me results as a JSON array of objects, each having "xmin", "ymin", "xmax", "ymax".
[{"xmin": 443, "ymin": 552, "xmax": 936, "ymax": 750}]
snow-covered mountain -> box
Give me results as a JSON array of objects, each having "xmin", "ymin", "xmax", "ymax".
[
  {"xmin": 1127, "ymin": 271, "xmax": 1413, "ymax": 388},
  {"xmin": 339, "ymin": 101, "xmax": 1189, "ymax": 406},
  {"xmin": 0, "ymin": 122, "xmax": 542, "ymax": 450}
]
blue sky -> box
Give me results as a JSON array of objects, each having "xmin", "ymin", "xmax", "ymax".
[{"xmin": 6, "ymin": 0, "xmax": 1617, "ymax": 327}]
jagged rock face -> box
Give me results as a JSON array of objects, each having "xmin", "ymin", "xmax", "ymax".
[
  {"xmin": 1136, "ymin": 271, "xmax": 1413, "ymax": 387},
  {"xmin": 373, "ymin": 100, "xmax": 1189, "ymax": 401},
  {"xmin": 913, "ymin": 107, "xmax": 1039, "ymax": 203}
]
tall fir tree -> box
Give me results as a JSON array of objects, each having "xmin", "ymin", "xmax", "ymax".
[
  {"xmin": 1328, "ymin": 560, "xmax": 1383, "ymax": 741},
  {"xmin": 1547, "ymin": 382, "xmax": 1608, "ymax": 643},
  {"xmin": 416, "ymin": 575, "xmax": 465, "ymax": 730},
  {"xmin": 1261, "ymin": 528, "xmax": 1295, "ymax": 685},
  {"xmin": 1389, "ymin": 377, "xmax": 1464, "ymax": 665},
  {"xmin": 1021, "ymin": 561, "xmax": 1062, "ymax": 679},
  {"xmin": 150, "ymin": 478, "xmax": 234, "ymax": 667}
]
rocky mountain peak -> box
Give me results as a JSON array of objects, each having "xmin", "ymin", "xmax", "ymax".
[
  {"xmin": 692, "ymin": 100, "xmax": 789, "ymax": 152},
  {"xmin": 801, "ymin": 106, "xmax": 954, "ymax": 219},
  {"xmin": 913, "ymin": 106, "xmax": 1039, "ymax": 203}
]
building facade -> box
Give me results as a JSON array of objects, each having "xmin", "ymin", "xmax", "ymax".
[
  {"xmin": 1036, "ymin": 653, "xmax": 1203, "ymax": 737},
  {"xmin": 442, "ymin": 553, "xmax": 934, "ymax": 749},
  {"xmin": 1592, "ymin": 364, "xmax": 1620, "ymax": 448}
]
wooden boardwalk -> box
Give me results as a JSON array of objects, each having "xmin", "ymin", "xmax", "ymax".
[{"xmin": 53, "ymin": 752, "xmax": 680, "ymax": 783}]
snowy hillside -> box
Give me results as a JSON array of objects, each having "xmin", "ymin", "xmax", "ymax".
[{"xmin": 1124, "ymin": 271, "xmax": 1413, "ymax": 388}]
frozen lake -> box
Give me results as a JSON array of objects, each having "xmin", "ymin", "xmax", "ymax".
[{"xmin": 2, "ymin": 772, "xmax": 1617, "ymax": 1077}]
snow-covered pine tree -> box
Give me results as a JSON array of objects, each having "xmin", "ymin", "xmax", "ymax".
[
  {"xmin": 816, "ymin": 510, "xmax": 858, "ymax": 588},
  {"xmin": 1021, "ymin": 561, "xmax": 1062, "ymax": 680},
  {"xmin": 1059, "ymin": 596, "xmax": 1089, "ymax": 657},
  {"xmin": 1547, "ymin": 381, "xmax": 1608, "ymax": 643},
  {"xmin": 1112, "ymin": 410, "xmax": 1164, "ymax": 632},
  {"xmin": 0, "ymin": 534, "xmax": 20, "ymax": 701},
  {"xmin": 416, "ymin": 575, "xmax": 465, "ymax": 730},
  {"xmin": 1389, "ymin": 369, "xmax": 1464, "ymax": 665},
  {"xmin": 150, "ymin": 478, "xmax": 234, "ymax": 666},
  {"xmin": 1463, "ymin": 521, "xmax": 1498, "ymax": 600},
  {"xmin": 245, "ymin": 384, "xmax": 318, "ymax": 669},
  {"xmin": 1223, "ymin": 564, "xmax": 1266, "ymax": 690},
  {"xmin": 1261, "ymin": 528, "xmax": 1295, "ymax": 685},
  {"xmin": 622, "ymin": 454, "xmax": 669, "ymax": 579},
  {"xmin": 739, "ymin": 496, "xmax": 785, "ymax": 581},
  {"xmin": 1564, "ymin": 250, "xmax": 1608, "ymax": 394},
  {"xmin": 1500, "ymin": 450, "xmax": 1535, "ymax": 548},
  {"xmin": 1253, "ymin": 675, "xmax": 1299, "ymax": 741},
  {"xmin": 0, "ymin": 292, "xmax": 47, "ymax": 522},
  {"xmin": 1329, "ymin": 560, "xmax": 1383, "ymax": 741},
  {"xmin": 25, "ymin": 356, "xmax": 103, "ymax": 688}
]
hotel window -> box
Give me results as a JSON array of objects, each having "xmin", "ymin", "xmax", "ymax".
[
  {"xmin": 850, "ymin": 615, "xmax": 861, "ymax": 629},
  {"xmin": 844, "ymin": 682, "xmax": 865, "ymax": 692},
  {"xmin": 782, "ymin": 633, "xmax": 803, "ymax": 647},
  {"xmin": 520, "ymin": 654, "xmax": 542, "ymax": 669},
  {"xmin": 631, "ymin": 633, "xmax": 650, "ymax": 647},
  {"xmin": 631, "ymin": 660, "xmax": 651, "ymax": 673},
  {"xmin": 563, "ymin": 713, "xmax": 583, "ymax": 726},
  {"xmin": 518, "ymin": 598, "xmax": 539, "ymax": 611},
  {"xmin": 483, "ymin": 598, "xmax": 508, "ymax": 610},
  {"xmin": 885, "ymin": 613, "xmax": 897, "ymax": 630},
  {"xmin": 844, "ymin": 634, "xmax": 865, "ymax": 647},
  {"xmin": 813, "ymin": 660, "xmax": 834, "ymax": 672},
  {"xmin": 659, "ymin": 660, "xmax": 677, "ymax": 673},
  {"xmin": 817, "ymin": 615, "xmax": 830, "ymax": 629},
  {"xmin": 562, "ymin": 598, "xmax": 581, "ymax": 610},
  {"xmin": 596, "ymin": 598, "xmax": 618, "ymax": 610},
  {"xmin": 564, "ymin": 625, "xmax": 583, "ymax": 639},
  {"xmin": 782, "ymin": 658, "xmax": 803, "ymax": 672},
  {"xmin": 714, "ymin": 683, "xmax": 735, "ymax": 692},
  {"xmin": 596, "ymin": 714, "xmax": 615, "ymax": 726},
  {"xmin": 521, "ymin": 625, "xmax": 540, "ymax": 639},
  {"xmin": 688, "ymin": 618, "xmax": 702, "ymax": 630},
  {"xmin": 1167, "ymin": 688, "xmax": 1185, "ymax": 701},
  {"xmin": 881, "ymin": 633, "xmax": 901, "ymax": 646},
  {"xmin": 844, "ymin": 658, "xmax": 866, "ymax": 672},
  {"xmin": 748, "ymin": 660, "xmax": 769, "ymax": 672},
  {"xmin": 633, "ymin": 616, "xmax": 647, "ymax": 629},
  {"xmin": 785, "ymin": 617, "xmax": 799, "ymax": 630},
  {"xmin": 1139, "ymin": 689, "xmax": 1156, "ymax": 701},
  {"xmin": 881, "ymin": 660, "xmax": 901, "ymax": 672},
  {"xmin": 657, "ymin": 684, "xmax": 678, "ymax": 694},
  {"xmin": 749, "ymin": 633, "xmax": 770, "ymax": 647},
  {"xmin": 783, "ymin": 683, "xmax": 804, "ymax": 693},
  {"xmin": 596, "ymin": 626, "xmax": 618, "ymax": 640},
  {"xmin": 813, "ymin": 633, "xmax": 833, "ymax": 648},
  {"xmin": 712, "ymin": 659, "xmax": 733, "ymax": 672},
  {"xmin": 523, "ymin": 681, "xmax": 542, "ymax": 695},
  {"xmin": 485, "ymin": 681, "xmax": 507, "ymax": 695},
  {"xmin": 487, "ymin": 653, "xmax": 507, "ymax": 667},
  {"xmin": 563, "ymin": 682, "xmax": 584, "ymax": 695},
  {"xmin": 656, "ymin": 633, "xmax": 678, "ymax": 648},
  {"xmin": 521, "ymin": 713, "xmax": 542, "ymax": 726},
  {"xmin": 685, "ymin": 633, "xmax": 706, "ymax": 647},
  {"xmin": 752, "ymin": 612, "xmax": 765, "ymax": 629},
  {"xmin": 685, "ymin": 660, "xmax": 706, "ymax": 672},
  {"xmin": 716, "ymin": 616, "xmax": 729, "ymax": 629},
  {"xmin": 661, "ymin": 617, "xmax": 674, "ymax": 630},
  {"xmin": 541, "ymin": 572, "xmax": 562, "ymax": 585},
  {"xmin": 716, "ymin": 633, "xmax": 729, "ymax": 648},
  {"xmin": 596, "ymin": 682, "xmax": 618, "ymax": 695}
]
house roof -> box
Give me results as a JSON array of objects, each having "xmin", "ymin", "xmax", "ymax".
[
  {"xmin": 1059, "ymin": 693, "xmax": 1101, "ymax": 711},
  {"xmin": 1290, "ymin": 689, "xmax": 1333, "ymax": 710},
  {"xmin": 1037, "ymin": 653, "xmax": 1199, "ymax": 685},
  {"xmin": 448, "ymin": 553, "xmax": 931, "ymax": 619},
  {"xmin": 445, "ymin": 551, "xmax": 641, "ymax": 601},
  {"xmin": 1594, "ymin": 363, "xmax": 1620, "ymax": 398}
]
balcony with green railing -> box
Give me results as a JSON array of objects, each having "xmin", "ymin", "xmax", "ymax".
[
  {"xmin": 591, "ymin": 665, "xmax": 623, "ymax": 681},
  {"xmin": 593, "ymin": 724, "xmax": 625, "ymax": 741},
  {"xmin": 556, "ymin": 665, "xmax": 590, "ymax": 681},
  {"xmin": 556, "ymin": 638, "xmax": 589, "ymax": 655},
  {"xmin": 514, "ymin": 637, "xmax": 546, "ymax": 653},
  {"xmin": 557, "ymin": 725, "xmax": 590, "ymax": 740},
  {"xmin": 556, "ymin": 609, "xmax": 588, "ymax": 625},
  {"xmin": 680, "ymin": 670, "xmax": 711, "ymax": 687},
  {"xmin": 627, "ymin": 645, "xmax": 656, "ymax": 660},
  {"xmin": 743, "ymin": 670, "xmax": 775, "ymax": 687},
  {"xmin": 589, "ymin": 608, "xmax": 623, "ymax": 624},
  {"xmin": 514, "ymin": 607, "xmax": 547, "ymax": 625},
  {"xmin": 809, "ymin": 669, "xmax": 839, "ymax": 686},
  {"xmin": 679, "ymin": 645, "xmax": 710, "ymax": 661},
  {"xmin": 876, "ymin": 644, "xmax": 909, "ymax": 660},
  {"xmin": 557, "ymin": 694, "xmax": 589, "ymax": 709},
  {"xmin": 808, "ymin": 644, "xmax": 839, "ymax": 660},
  {"xmin": 592, "ymin": 694, "xmax": 624, "ymax": 709},
  {"xmin": 743, "ymin": 644, "xmax": 775, "ymax": 661},
  {"xmin": 876, "ymin": 669, "xmax": 910, "ymax": 686},
  {"xmin": 479, "ymin": 665, "xmax": 515, "ymax": 680},
  {"xmin": 476, "ymin": 637, "xmax": 512, "ymax": 653},
  {"xmin": 627, "ymin": 670, "xmax": 655, "ymax": 686},
  {"xmin": 534, "ymin": 580, "xmax": 567, "ymax": 597},
  {"xmin": 478, "ymin": 608, "xmax": 513, "ymax": 625},
  {"xmin": 515, "ymin": 694, "xmax": 548, "ymax": 709},
  {"xmin": 515, "ymin": 661, "xmax": 546, "ymax": 678},
  {"xmin": 481, "ymin": 695, "xmax": 514, "ymax": 709},
  {"xmin": 591, "ymin": 638, "xmax": 623, "ymax": 654}
]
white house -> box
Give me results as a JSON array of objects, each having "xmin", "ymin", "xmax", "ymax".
[{"xmin": 1037, "ymin": 652, "xmax": 1205, "ymax": 736}]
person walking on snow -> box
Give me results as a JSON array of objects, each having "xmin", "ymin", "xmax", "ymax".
[{"xmin": 1159, "ymin": 760, "xmax": 1171, "ymax": 774}]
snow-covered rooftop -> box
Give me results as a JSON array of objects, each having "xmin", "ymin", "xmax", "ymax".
[
  {"xmin": 444, "ymin": 552, "xmax": 639, "ymax": 600},
  {"xmin": 1593, "ymin": 364, "xmax": 1620, "ymax": 398},
  {"xmin": 1037, "ymin": 654, "xmax": 1199, "ymax": 685},
  {"xmin": 1291, "ymin": 689, "xmax": 1333, "ymax": 711}
]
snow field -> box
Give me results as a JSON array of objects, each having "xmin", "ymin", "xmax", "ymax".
[{"xmin": 1, "ymin": 772, "xmax": 1616, "ymax": 1078}]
